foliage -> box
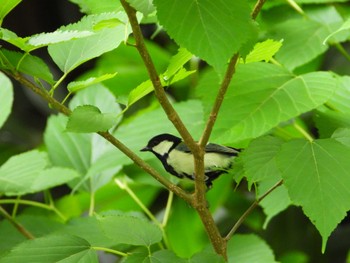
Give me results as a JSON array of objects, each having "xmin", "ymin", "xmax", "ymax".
[{"xmin": 1, "ymin": 0, "xmax": 350, "ymax": 262}]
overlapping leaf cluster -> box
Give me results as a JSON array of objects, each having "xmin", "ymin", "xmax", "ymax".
[{"xmin": 1, "ymin": 0, "xmax": 350, "ymax": 262}]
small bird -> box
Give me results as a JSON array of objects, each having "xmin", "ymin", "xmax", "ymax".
[{"xmin": 141, "ymin": 133, "xmax": 240, "ymax": 188}]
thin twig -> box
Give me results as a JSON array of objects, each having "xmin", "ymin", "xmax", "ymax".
[
  {"xmin": 225, "ymin": 179, "xmax": 284, "ymax": 241},
  {"xmin": 119, "ymin": 0, "xmax": 197, "ymax": 152},
  {"xmin": 0, "ymin": 206, "xmax": 35, "ymax": 239},
  {"xmin": 199, "ymin": 54, "xmax": 239, "ymax": 147},
  {"xmin": 4, "ymin": 71, "xmax": 191, "ymax": 203}
]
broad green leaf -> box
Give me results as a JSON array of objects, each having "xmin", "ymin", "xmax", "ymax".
[
  {"xmin": 125, "ymin": 250, "xmax": 186, "ymax": 263},
  {"xmin": 153, "ymin": 0, "xmax": 256, "ymax": 73},
  {"xmin": 332, "ymin": 128, "xmax": 350, "ymax": 147},
  {"xmin": 271, "ymin": 6, "xmax": 348, "ymax": 70},
  {"xmin": 0, "ymin": 150, "xmax": 79, "ymax": 196},
  {"xmin": 0, "ymin": 0, "xmax": 21, "ymax": 23},
  {"xmin": 327, "ymin": 76, "xmax": 350, "ymax": 113},
  {"xmin": 0, "ymin": 28, "xmax": 93, "ymax": 52},
  {"xmin": 69, "ymin": 0, "xmax": 123, "ymax": 14},
  {"xmin": 323, "ymin": 18, "xmax": 350, "ymax": 44},
  {"xmin": 67, "ymin": 73, "xmax": 118, "ymax": 93},
  {"xmin": 28, "ymin": 30, "xmax": 93, "ymax": 46},
  {"xmin": 66, "ymin": 105, "xmax": 117, "ymax": 133},
  {"xmin": 242, "ymin": 39, "xmax": 283, "ymax": 63},
  {"xmin": 197, "ymin": 63, "xmax": 338, "ymax": 145},
  {"xmin": 277, "ymin": 139, "xmax": 350, "ymax": 251},
  {"xmin": 190, "ymin": 251, "xmax": 225, "ymax": 263},
  {"xmin": 314, "ymin": 107, "xmax": 350, "ymax": 138},
  {"xmin": 44, "ymin": 114, "xmax": 91, "ymax": 174},
  {"xmin": 0, "ymin": 72, "xmax": 13, "ymax": 129},
  {"xmin": 258, "ymin": 176, "xmax": 291, "ymax": 228},
  {"xmin": 98, "ymin": 214, "xmax": 162, "ymax": 246},
  {"xmin": 296, "ymin": 0, "xmax": 348, "ymax": 3},
  {"xmin": 127, "ymin": 0, "xmax": 155, "ymax": 16},
  {"xmin": 242, "ymin": 136, "xmax": 291, "ymax": 227},
  {"xmin": 162, "ymin": 48, "xmax": 192, "ymax": 81},
  {"xmin": 227, "ymin": 234, "xmax": 277, "ymax": 263},
  {"xmin": 48, "ymin": 12, "xmax": 129, "ymax": 74},
  {"xmin": 0, "ymin": 49, "xmax": 54, "ymax": 84},
  {"xmin": 0, "ymin": 235, "xmax": 98, "ymax": 263},
  {"xmin": 242, "ymin": 136, "xmax": 284, "ymax": 183}
]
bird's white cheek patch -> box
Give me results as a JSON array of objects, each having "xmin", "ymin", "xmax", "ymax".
[{"xmin": 152, "ymin": 141, "xmax": 174, "ymax": 156}]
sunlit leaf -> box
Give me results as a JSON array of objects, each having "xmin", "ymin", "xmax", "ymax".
[{"xmin": 0, "ymin": 72, "xmax": 13, "ymax": 129}]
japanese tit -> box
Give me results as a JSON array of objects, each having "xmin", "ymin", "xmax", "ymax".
[{"xmin": 141, "ymin": 133, "xmax": 240, "ymax": 188}]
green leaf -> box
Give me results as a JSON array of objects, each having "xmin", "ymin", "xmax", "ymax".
[
  {"xmin": 242, "ymin": 39, "xmax": 283, "ymax": 63},
  {"xmin": 125, "ymin": 250, "xmax": 186, "ymax": 263},
  {"xmin": 0, "ymin": 0, "xmax": 21, "ymax": 23},
  {"xmin": 66, "ymin": 105, "xmax": 117, "ymax": 133},
  {"xmin": 227, "ymin": 234, "xmax": 277, "ymax": 263},
  {"xmin": 162, "ymin": 48, "xmax": 192, "ymax": 81},
  {"xmin": 332, "ymin": 128, "xmax": 350, "ymax": 147},
  {"xmin": 127, "ymin": 0, "xmax": 155, "ymax": 16},
  {"xmin": 190, "ymin": 251, "xmax": 225, "ymax": 263},
  {"xmin": 0, "ymin": 150, "xmax": 79, "ymax": 196},
  {"xmin": 153, "ymin": 0, "xmax": 256, "ymax": 73},
  {"xmin": 0, "ymin": 235, "xmax": 98, "ymax": 263},
  {"xmin": 67, "ymin": 73, "xmax": 117, "ymax": 93},
  {"xmin": 197, "ymin": 63, "xmax": 338, "ymax": 144},
  {"xmin": 327, "ymin": 76, "xmax": 350, "ymax": 113},
  {"xmin": 277, "ymin": 139, "xmax": 350, "ymax": 251},
  {"xmin": 0, "ymin": 49, "xmax": 54, "ymax": 84},
  {"xmin": 44, "ymin": 114, "xmax": 92, "ymax": 174},
  {"xmin": 28, "ymin": 30, "xmax": 93, "ymax": 47},
  {"xmin": 243, "ymin": 136, "xmax": 284, "ymax": 183},
  {"xmin": 98, "ymin": 214, "xmax": 162, "ymax": 246},
  {"xmin": 0, "ymin": 72, "xmax": 13, "ymax": 129},
  {"xmin": 323, "ymin": 18, "xmax": 350, "ymax": 44},
  {"xmin": 48, "ymin": 12, "xmax": 129, "ymax": 74},
  {"xmin": 69, "ymin": 0, "xmax": 123, "ymax": 14}
]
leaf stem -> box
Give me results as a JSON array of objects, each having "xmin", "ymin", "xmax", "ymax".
[
  {"xmin": 293, "ymin": 121, "xmax": 314, "ymax": 142},
  {"xmin": 0, "ymin": 205, "xmax": 35, "ymax": 239},
  {"xmin": 0, "ymin": 199, "xmax": 67, "ymax": 221},
  {"xmin": 162, "ymin": 191, "xmax": 173, "ymax": 228},
  {"xmin": 225, "ymin": 179, "xmax": 283, "ymax": 241},
  {"xmin": 92, "ymin": 246, "xmax": 128, "ymax": 257},
  {"xmin": 334, "ymin": 43, "xmax": 350, "ymax": 62}
]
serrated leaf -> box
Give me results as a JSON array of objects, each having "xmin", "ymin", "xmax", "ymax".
[
  {"xmin": 276, "ymin": 139, "xmax": 350, "ymax": 251},
  {"xmin": 0, "ymin": 235, "xmax": 98, "ymax": 263},
  {"xmin": 48, "ymin": 12, "xmax": 129, "ymax": 74},
  {"xmin": 67, "ymin": 105, "xmax": 117, "ymax": 133},
  {"xmin": 242, "ymin": 39, "xmax": 283, "ymax": 63},
  {"xmin": 227, "ymin": 234, "xmax": 277, "ymax": 263},
  {"xmin": 327, "ymin": 76, "xmax": 350, "ymax": 113},
  {"xmin": 28, "ymin": 30, "xmax": 93, "ymax": 46},
  {"xmin": 125, "ymin": 250, "xmax": 186, "ymax": 263},
  {"xmin": 0, "ymin": 150, "xmax": 79, "ymax": 196},
  {"xmin": 0, "ymin": 0, "xmax": 21, "ymax": 23},
  {"xmin": 0, "ymin": 28, "xmax": 30, "ymax": 51},
  {"xmin": 0, "ymin": 49, "xmax": 54, "ymax": 84},
  {"xmin": 153, "ymin": 0, "xmax": 256, "ymax": 74},
  {"xmin": 67, "ymin": 73, "xmax": 117, "ymax": 93},
  {"xmin": 197, "ymin": 63, "xmax": 338, "ymax": 144},
  {"xmin": 98, "ymin": 214, "xmax": 162, "ymax": 246},
  {"xmin": 190, "ymin": 251, "xmax": 225, "ymax": 263},
  {"xmin": 0, "ymin": 72, "xmax": 13, "ymax": 129}
]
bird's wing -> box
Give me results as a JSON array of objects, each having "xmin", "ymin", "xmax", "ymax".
[
  {"xmin": 205, "ymin": 143, "xmax": 239, "ymax": 155},
  {"xmin": 175, "ymin": 142, "xmax": 239, "ymax": 155}
]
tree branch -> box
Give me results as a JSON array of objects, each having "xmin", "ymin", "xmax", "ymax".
[
  {"xmin": 120, "ymin": 0, "xmax": 197, "ymax": 152},
  {"xmin": 0, "ymin": 206, "xmax": 35, "ymax": 239},
  {"xmin": 4, "ymin": 71, "xmax": 192, "ymax": 204},
  {"xmin": 225, "ymin": 179, "xmax": 284, "ymax": 241}
]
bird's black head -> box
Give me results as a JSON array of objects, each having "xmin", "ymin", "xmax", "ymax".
[{"xmin": 141, "ymin": 133, "xmax": 182, "ymax": 157}]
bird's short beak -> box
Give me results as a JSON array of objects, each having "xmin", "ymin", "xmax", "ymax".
[{"xmin": 140, "ymin": 146, "xmax": 149, "ymax": 152}]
